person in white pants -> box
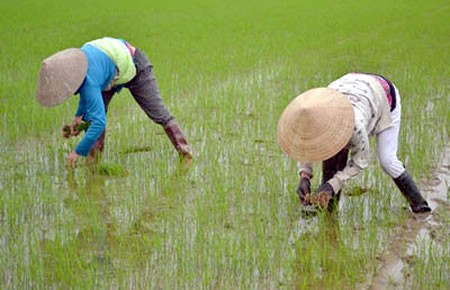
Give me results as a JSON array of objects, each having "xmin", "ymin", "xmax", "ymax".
[{"xmin": 277, "ymin": 73, "xmax": 431, "ymax": 213}]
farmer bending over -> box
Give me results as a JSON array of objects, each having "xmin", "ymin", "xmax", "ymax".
[
  {"xmin": 36, "ymin": 37, "xmax": 192, "ymax": 168},
  {"xmin": 277, "ymin": 73, "xmax": 431, "ymax": 213}
]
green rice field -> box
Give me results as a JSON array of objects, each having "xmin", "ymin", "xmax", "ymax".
[{"xmin": 0, "ymin": 0, "xmax": 449, "ymax": 289}]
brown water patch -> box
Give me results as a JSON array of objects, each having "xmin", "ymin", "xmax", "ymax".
[{"xmin": 363, "ymin": 146, "xmax": 450, "ymax": 290}]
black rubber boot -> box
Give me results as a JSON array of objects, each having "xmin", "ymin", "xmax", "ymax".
[{"xmin": 393, "ymin": 171, "xmax": 431, "ymax": 213}]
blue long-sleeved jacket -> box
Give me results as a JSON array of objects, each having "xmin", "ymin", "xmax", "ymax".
[{"xmin": 74, "ymin": 44, "xmax": 116, "ymax": 156}]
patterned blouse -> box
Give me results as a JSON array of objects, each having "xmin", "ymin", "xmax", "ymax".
[{"xmin": 326, "ymin": 73, "xmax": 393, "ymax": 193}]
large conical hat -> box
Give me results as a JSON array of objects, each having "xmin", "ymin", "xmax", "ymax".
[
  {"xmin": 277, "ymin": 87, "xmax": 355, "ymax": 162},
  {"xmin": 36, "ymin": 48, "xmax": 87, "ymax": 107}
]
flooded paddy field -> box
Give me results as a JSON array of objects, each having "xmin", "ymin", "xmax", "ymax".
[{"xmin": 1, "ymin": 0, "xmax": 449, "ymax": 289}]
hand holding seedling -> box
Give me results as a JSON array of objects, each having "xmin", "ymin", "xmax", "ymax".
[
  {"xmin": 305, "ymin": 191, "xmax": 332, "ymax": 208},
  {"xmin": 303, "ymin": 183, "xmax": 335, "ymax": 208},
  {"xmin": 70, "ymin": 116, "xmax": 83, "ymax": 136},
  {"xmin": 62, "ymin": 116, "xmax": 83, "ymax": 138},
  {"xmin": 62, "ymin": 117, "xmax": 90, "ymax": 138},
  {"xmin": 66, "ymin": 151, "xmax": 79, "ymax": 169}
]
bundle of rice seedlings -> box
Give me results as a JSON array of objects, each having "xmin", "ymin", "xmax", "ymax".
[{"xmin": 62, "ymin": 122, "xmax": 91, "ymax": 138}]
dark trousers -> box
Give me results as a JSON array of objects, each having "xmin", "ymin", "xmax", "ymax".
[
  {"xmin": 89, "ymin": 48, "xmax": 174, "ymax": 156},
  {"xmin": 103, "ymin": 48, "xmax": 173, "ymax": 125},
  {"xmin": 322, "ymin": 148, "xmax": 349, "ymax": 184}
]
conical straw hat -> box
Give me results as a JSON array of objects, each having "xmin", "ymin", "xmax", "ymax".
[
  {"xmin": 36, "ymin": 48, "xmax": 87, "ymax": 107},
  {"xmin": 277, "ymin": 87, "xmax": 355, "ymax": 162}
]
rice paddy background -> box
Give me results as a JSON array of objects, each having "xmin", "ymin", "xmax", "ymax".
[{"xmin": 0, "ymin": 0, "xmax": 449, "ymax": 289}]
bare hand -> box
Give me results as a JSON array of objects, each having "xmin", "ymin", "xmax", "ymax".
[
  {"xmin": 66, "ymin": 151, "xmax": 79, "ymax": 169},
  {"xmin": 70, "ymin": 116, "xmax": 83, "ymax": 136}
]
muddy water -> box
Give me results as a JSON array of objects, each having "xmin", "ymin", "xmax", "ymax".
[{"xmin": 364, "ymin": 146, "xmax": 450, "ymax": 290}]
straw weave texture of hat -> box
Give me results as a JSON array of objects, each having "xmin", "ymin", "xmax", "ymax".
[
  {"xmin": 36, "ymin": 48, "xmax": 87, "ymax": 107},
  {"xmin": 277, "ymin": 87, "xmax": 355, "ymax": 162}
]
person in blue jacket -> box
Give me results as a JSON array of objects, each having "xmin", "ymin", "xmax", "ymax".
[{"xmin": 36, "ymin": 37, "xmax": 192, "ymax": 168}]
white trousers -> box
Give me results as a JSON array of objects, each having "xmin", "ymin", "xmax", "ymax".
[{"xmin": 376, "ymin": 86, "xmax": 405, "ymax": 178}]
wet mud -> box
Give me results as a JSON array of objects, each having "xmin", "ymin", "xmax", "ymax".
[
  {"xmin": 364, "ymin": 146, "xmax": 450, "ymax": 290},
  {"xmin": 121, "ymin": 146, "xmax": 153, "ymax": 154}
]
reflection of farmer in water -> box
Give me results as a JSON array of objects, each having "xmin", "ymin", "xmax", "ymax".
[
  {"xmin": 277, "ymin": 73, "xmax": 431, "ymax": 213},
  {"xmin": 36, "ymin": 37, "xmax": 192, "ymax": 168}
]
